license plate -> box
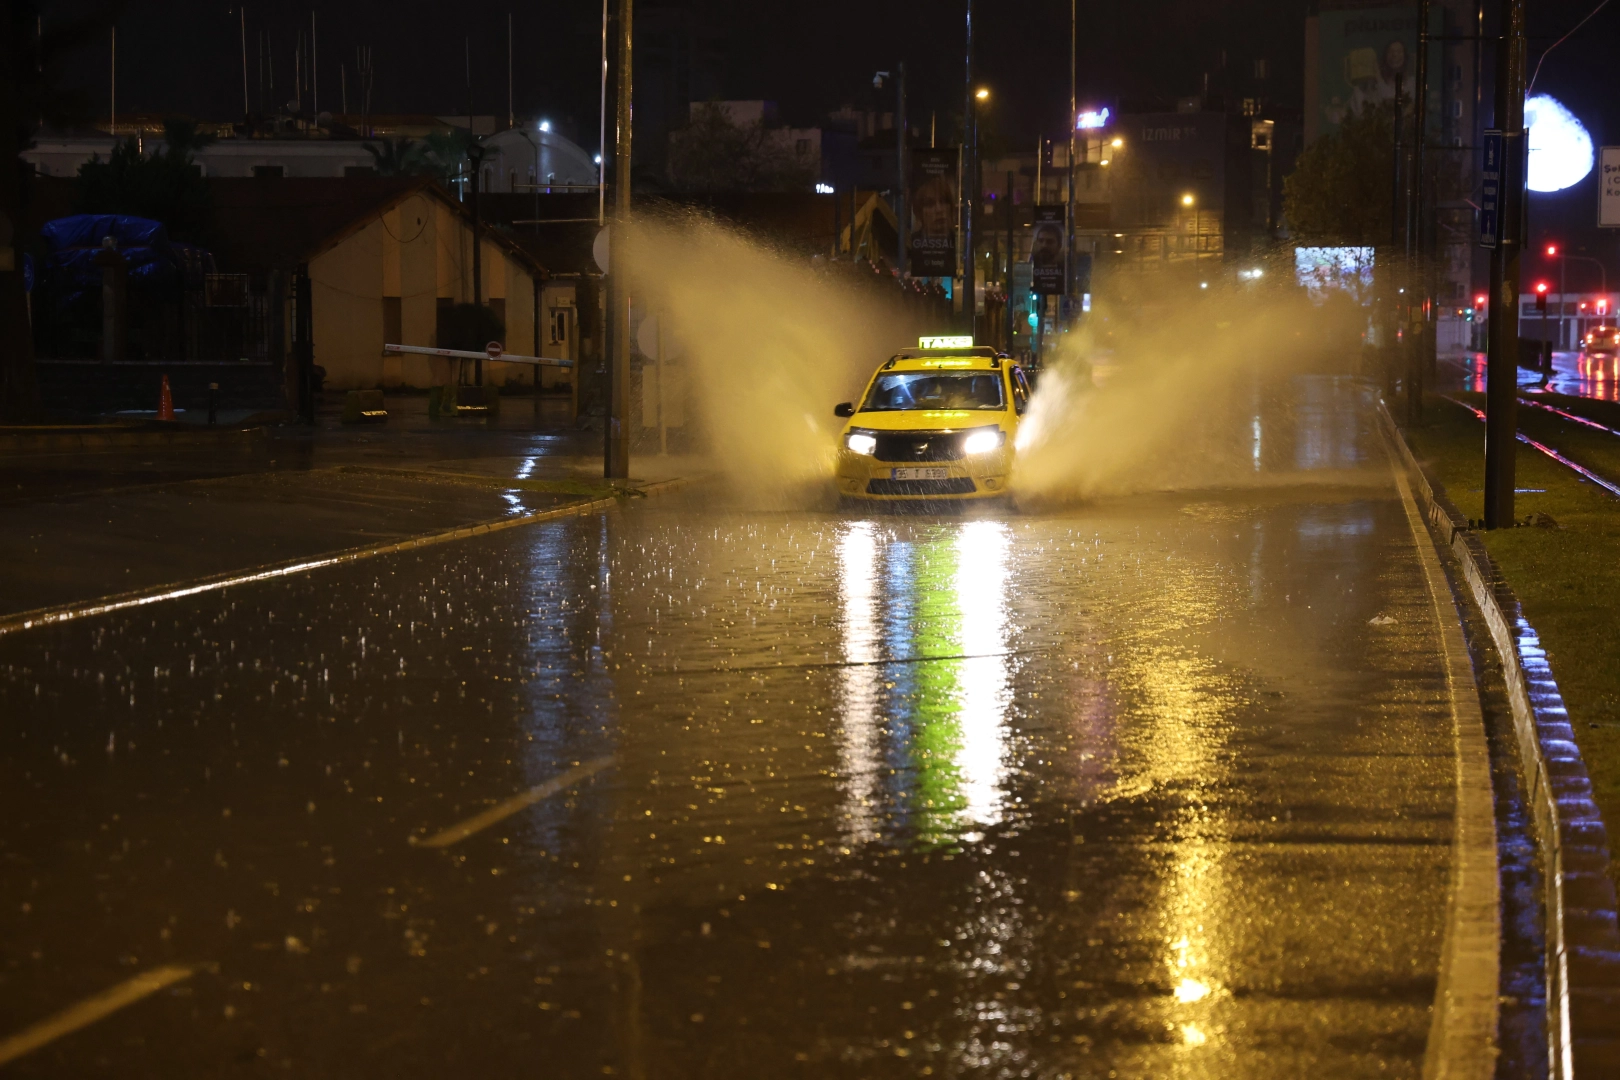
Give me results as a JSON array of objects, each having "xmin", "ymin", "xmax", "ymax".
[{"xmin": 891, "ymin": 467, "xmax": 951, "ymax": 480}]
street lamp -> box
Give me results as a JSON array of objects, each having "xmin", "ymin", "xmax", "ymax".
[
  {"xmin": 975, "ymin": 87, "xmax": 990, "ymax": 102},
  {"xmin": 1181, "ymin": 193, "xmax": 1200, "ymax": 265}
]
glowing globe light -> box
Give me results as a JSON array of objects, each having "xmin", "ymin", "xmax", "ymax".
[{"xmin": 1526, "ymin": 94, "xmax": 1593, "ymax": 193}]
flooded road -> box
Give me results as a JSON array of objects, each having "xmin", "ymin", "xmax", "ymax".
[{"xmin": 0, "ymin": 383, "xmax": 1462, "ymax": 1077}]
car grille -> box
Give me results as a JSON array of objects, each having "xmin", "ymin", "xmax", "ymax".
[
  {"xmin": 866, "ymin": 477, "xmax": 978, "ymax": 496},
  {"xmin": 872, "ymin": 429, "xmax": 967, "ymax": 462}
]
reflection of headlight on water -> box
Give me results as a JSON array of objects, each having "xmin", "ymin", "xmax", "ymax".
[
  {"xmin": 962, "ymin": 429, "xmax": 1005, "ymax": 455},
  {"xmin": 845, "ymin": 433, "xmax": 877, "ymax": 455}
]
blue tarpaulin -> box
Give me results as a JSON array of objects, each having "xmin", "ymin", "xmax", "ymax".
[{"xmin": 38, "ymin": 214, "xmax": 194, "ymax": 298}]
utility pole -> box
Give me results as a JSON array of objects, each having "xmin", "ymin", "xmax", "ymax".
[
  {"xmin": 961, "ymin": 0, "xmax": 975, "ymax": 339},
  {"xmin": 607, "ymin": 0, "xmax": 633, "ymax": 479},
  {"xmin": 1408, "ymin": 0, "xmax": 1430, "ymax": 425},
  {"xmin": 240, "ymin": 8, "xmax": 250, "ymax": 124},
  {"xmin": 1066, "ymin": 0, "xmax": 1076, "ymax": 322},
  {"xmin": 1005, "ymin": 170, "xmax": 1014, "ymax": 354},
  {"xmin": 896, "ymin": 63, "xmax": 907, "ymax": 276},
  {"xmin": 1484, "ymin": 0, "xmax": 1526, "ymax": 529}
]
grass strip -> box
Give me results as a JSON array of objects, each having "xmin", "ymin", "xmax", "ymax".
[{"xmin": 1406, "ymin": 395, "xmax": 1620, "ymax": 894}]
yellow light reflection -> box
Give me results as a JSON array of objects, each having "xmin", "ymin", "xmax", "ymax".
[
  {"xmin": 1174, "ymin": 977, "xmax": 1210, "ymax": 1003},
  {"xmin": 1181, "ymin": 1023, "xmax": 1208, "ymax": 1046},
  {"xmin": 837, "ymin": 522, "xmax": 882, "ymax": 846},
  {"xmin": 952, "ymin": 521, "xmax": 1012, "ymax": 826}
]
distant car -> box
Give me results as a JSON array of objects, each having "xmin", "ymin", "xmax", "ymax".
[
  {"xmin": 1584, "ymin": 325, "xmax": 1620, "ymax": 356},
  {"xmin": 833, "ymin": 339, "xmax": 1030, "ymax": 502}
]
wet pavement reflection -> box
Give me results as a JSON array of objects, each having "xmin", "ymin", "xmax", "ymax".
[
  {"xmin": 0, "ymin": 378, "xmax": 1458, "ymax": 1076},
  {"xmin": 1451, "ymin": 347, "xmax": 1620, "ymax": 401}
]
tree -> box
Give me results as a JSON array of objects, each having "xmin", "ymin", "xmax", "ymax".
[
  {"xmin": 667, "ymin": 103, "xmax": 817, "ymax": 193},
  {"xmin": 364, "ymin": 137, "xmax": 425, "ymax": 177},
  {"xmin": 1282, "ymin": 103, "xmax": 1394, "ymax": 245},
  {"xmin": 74, "ymin": 117, "xmax": 216, "ymax": 244}
]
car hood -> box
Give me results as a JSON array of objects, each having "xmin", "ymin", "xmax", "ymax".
[{"xmin": 841, "ymin": 410, "xmax": 1010, "ymax": 433}]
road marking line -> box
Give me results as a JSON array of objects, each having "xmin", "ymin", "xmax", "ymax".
[
  {"xmin": 0, "ymin": 495, "xmax": 624, "ymax": 638},
  {"xmin": 0, "ymin": 964, "xmax": 195, "ymax": 1066},
  {"xmin": 409, "ymin": 757, "xmax": 615, "ymax": 848},
  {"xmin": 1380, "ymin": 417, "xmax": 1500, "ymax": 1079}
]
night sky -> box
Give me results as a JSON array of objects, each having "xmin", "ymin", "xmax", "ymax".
[
  {"xmin": 37, "ymin": 0, "xmax": 1620, "ymax": 263},
  {"xmin": 46, "ymin": 0, "xmax": 1307, "ymax": 148}
]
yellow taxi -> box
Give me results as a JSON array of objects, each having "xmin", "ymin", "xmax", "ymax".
[{"xmin": 833, "ymin": 336, "xmax": 1030, "ymax": 502}]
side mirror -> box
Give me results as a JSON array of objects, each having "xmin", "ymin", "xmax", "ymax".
[{"xmin": 834, "ymin": 402, "xmax": 855, "ymax": 418}]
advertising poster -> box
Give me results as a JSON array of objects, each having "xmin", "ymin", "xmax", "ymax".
[
  {"xmin": 908, "ymin": 148, "xmax": 958, "ymax": 276},
  {"xmin": 1031, "ymin": 206, "xmax": 1066, "ymax": 296},
  {"xmin": 1315, "ymin": 6, "xmax": 1440, "ymax": 138}
]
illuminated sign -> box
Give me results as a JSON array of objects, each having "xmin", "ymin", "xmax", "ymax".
[
  {"xmin": 918, "ymin": 335, "xmax": 974, "ymax": 349},
  {"xmin": 1076, "ymin": 107, "xmax": 1110, "ymax": 130},
  {"xmin": 815, "ymin": 182, "xmax": 835, "ymax": 194}
]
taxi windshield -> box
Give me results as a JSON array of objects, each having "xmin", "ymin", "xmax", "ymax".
[{"xmin": 861, "ymin": 370, "xmax": 1005, "ymax": 411}]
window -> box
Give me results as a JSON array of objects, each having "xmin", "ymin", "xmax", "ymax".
[
  {"xmin": 549, "ymin": 308, "xmax": 570, "ymax": 344},
  {"xmin": 796, "ymin": 138, "xmax": 811, "ymax": 155},
  {"xmin": 860, "ymin": 371, "xmax": 1006, "ymax": 412},
  {"xmin": 383, "ymin": 297, "xmax": 402, "ymax": 347},
  {"xmin": 252, "ymin": 165, "xmax": 284, "ymax": 179}
]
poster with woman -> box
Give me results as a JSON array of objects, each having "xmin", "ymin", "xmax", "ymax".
[{"xmin": 908, "ymin": 148, "xmax": 959, "ymax": 276}]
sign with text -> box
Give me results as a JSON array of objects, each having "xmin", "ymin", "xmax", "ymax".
[
  {"xmin": 908, "ymin": 148, "xmax": 959, "ymax": 276},
  {"xmin": 1480, "ymin": 130, "xmax": 1502, "ymax": 249},
  {"xmin": 1602, "ymin": 147, "xmax": 1620, "ymax": 228},
  {"xmin": 1031, "ymin": 206, "xmax": 1066, "ymax": 295}
]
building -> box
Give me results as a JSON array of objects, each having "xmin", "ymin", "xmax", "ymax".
[
  {"xmin": 24, "ymin": 116, "xmax": 505, "ymax": 180},
  {"xmin": 206, "ymin": 177, "xmax": 553, "ymax": 392},
  {"xmin": 473, "ymin": 126, "xmax": 598, "ymax": 194}
]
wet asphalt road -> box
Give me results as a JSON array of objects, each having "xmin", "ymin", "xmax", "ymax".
[{"xmin": 0, "ymin": 385, "xmax": 1463, "ymax": 1077}]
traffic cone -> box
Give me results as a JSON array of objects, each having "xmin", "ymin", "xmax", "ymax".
[{"xmin": 157, "ymin": 375, "xmax": 176, "ymax": 422}]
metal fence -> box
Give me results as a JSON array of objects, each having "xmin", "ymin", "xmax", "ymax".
[{"xmin": 32, "ymin": 272, "xmax": 273, "ymax": 364}]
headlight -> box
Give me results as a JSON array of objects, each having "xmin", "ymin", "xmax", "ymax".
[
  {"xmin": 845, "ymin": 433, "xmax": 877, "ymax": 456},
  {"xmin": 962, "ymin": 429, "xmax": 1006, "ymax": 455}
]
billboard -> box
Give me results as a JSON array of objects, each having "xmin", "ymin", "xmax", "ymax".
[
  {"xmin": 1314, "ymin": 7, "xmax": 1440, "ymax": 138},
  {"xmin": 1031, "ymin": 206, "xmax": 1065, "ymax": 296},
  {"xmin": 908, "ymin": 148, "xmax": 958, "ymax": 276},
  {"xmin": 1294, "ymin": 246, "xmax": 1375, "ymax": 303}
]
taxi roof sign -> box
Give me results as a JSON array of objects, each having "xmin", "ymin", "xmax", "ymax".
[{"xmin": 917, "ymin": 335, "xmax": 974, "ymax": 350}]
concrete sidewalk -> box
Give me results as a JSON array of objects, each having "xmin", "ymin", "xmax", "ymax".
[{"xmin": 0, "ymin": 410, "xmax": 701, "ymax": 619}]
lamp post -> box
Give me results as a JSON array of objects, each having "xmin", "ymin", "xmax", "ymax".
[
  {"xmin": 964, "ymin": 85, "xmax": 988, "ymax": 339},
  {"xmin": 1181, "ymin": 193, "xmax": 1198, "ymax": 267},
  {"xmin": 874, "ymin": 67, "xmax": 907, "ymax": 276},
  {"xmin": 1546, "ymin": 244, "xmax": 1607, "ymax": 351},
  {"xmin": 961, "ymin": 0, "xmax": 976, "ymax": 338}
]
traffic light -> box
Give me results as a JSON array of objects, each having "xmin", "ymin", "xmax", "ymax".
[
  {"xmin": 1535, "ymin": 282, "xmax": 1550, "ymax": 313},
  {"xmin": 1547, "ymin": 244, "xmax": 1559, "ymax": 257}
]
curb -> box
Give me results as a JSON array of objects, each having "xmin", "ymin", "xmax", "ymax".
[
  {"xmin": 1380, "ymin": 402, "xmax": 1620, "ymax": 1076},
  {"xmin": 0, "ymin": 478, "xmax": 692, "ymax": 637},
  {"xmin": 1383, "ymin": 425, "xmax": 1501, "ymax": 1080},
  {"xmin": 0, "ymin": 425, "xmax": 269, "ymax": 454}
]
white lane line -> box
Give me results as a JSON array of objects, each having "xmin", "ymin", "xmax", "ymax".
[
  {"xmin": 0, "ymin": 964, "xmax": 196, "ymax": 1066},
  {"xmin": 0, "ymin": 495, "xmax": 620, "ymax": 638},
  {"xmin": 1381, "ymin": 424, "xmax": 1501, "ymax": 1079},
  {"xmin": 409, "ymin": 757, "xmax": 616, "ymax": 849}
]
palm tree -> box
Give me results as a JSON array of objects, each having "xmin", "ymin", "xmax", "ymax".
[{"xmin": 364, "ymin": 137, "xmax": 425, "ymax": 177}]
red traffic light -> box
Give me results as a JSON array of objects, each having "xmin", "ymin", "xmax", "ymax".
[
  {"xmin": 1474, "ymin": 294, "xmax": 1488, "ymax": 307},
  {"xmin": 1547, "ymin": 244, "xmax": 1559, "ymax": 256},
  {"xmin": 1535, "ymin": 281, "xmax": 1550, "ymax": 294}
]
